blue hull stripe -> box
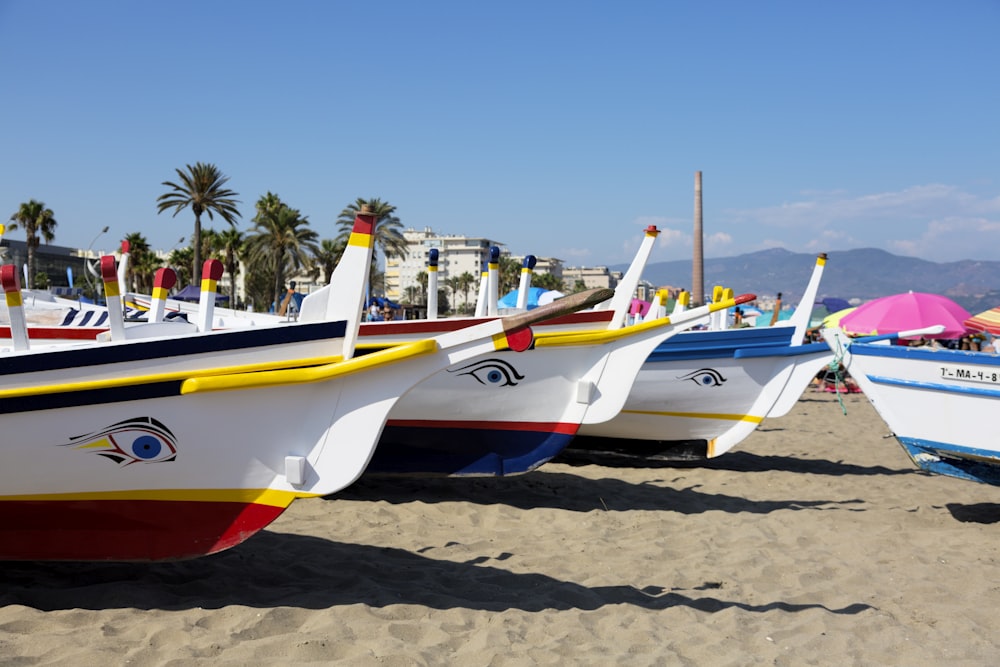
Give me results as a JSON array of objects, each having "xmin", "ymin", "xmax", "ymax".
[
  {"xmin": 648, "ymin": 326, "xmax": 795, "ymax": 362},
  {"xmin": 899, "ymin": 436, "xmax": 1000, "ymax": 486},
  {"xmin": 852, "ymin": 343, "xmax": 1000, "ymax": 366},
  {"xmin": 370, "ymin": 425, "xmax": 575, "ymax": 476},
  {"xmin": 867, "ymin": 375, "xmax": 1000, "ymax": 400},
  {"xmin": 0, "ymin": 320, "xmax": 346, "ymax": 377}
]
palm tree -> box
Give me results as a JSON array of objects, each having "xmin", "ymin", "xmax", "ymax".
[
  {"xmin": 335, "ymin": 198, "xmax": 407, "ymax": 288},
  {"xmin": 131, "ymin": 250, "xmax": 162, "ymax": 295},
  {"xmin": 8, "ymin": 199, "xmax": 57, "ymax": 288},
  {"xmin": 122, "ymin": 232, "xmax": 153, "ymax": 292},
  {"xmin": 457, "ymin": 271, "xmax": 477, "ymax": 312},
  {"xmin": 415, "ymin": 271, "xmax": 429, "ymax": 305},
  {"xmin": 498, "ymin": 255, "xmax": 520, "ymax": 295},
  {"xmin": 156, "ymin": 162, "xmax": 241, "ymax": 283},
  {"xmin": 169, "ymin": 247, "xmax": 194, "ymax": 288},
  {"xmin": 244, "ymin": 194, "xmax": 318, "ymax": 312},
  {"xmin": 533, "ymin": 272, "xmax": 565, "ymax": 292},
  {"xmin": 312, "ymin": 238, "xmax": 346, "ymax": 285},
  {"xmin": 445, "ymin": 276, "xmax": 462, "ymax": 314},
  {"xmin": 216, "ymin": 227, "xmax": 245, "ymax": 305}
]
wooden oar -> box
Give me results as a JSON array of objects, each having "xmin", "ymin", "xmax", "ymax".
[{"xmin": 498, "ymin": 287, "xmax": 614, "ymax": 351}]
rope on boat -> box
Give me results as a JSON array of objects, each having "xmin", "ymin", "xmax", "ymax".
[{"xmin": 826, "ymin": 337, "xmax": 849, "ymax": 416}]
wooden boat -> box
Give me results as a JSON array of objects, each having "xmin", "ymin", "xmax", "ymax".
[
  {"xmin": 0, "ymin": 210, "xmax": 604, "ymax": 561},
  {"xmin": 365, "ymin": 292, "xmax": 751, "ymax": 475},
  {"xmin": 299, "ymin": 226, "xmax": 753, "ymax": 476},
  {"xmin": 570, "ymin": 254, "xmax": 836, "ymax": 460},
  {"xmin": 823, "ymin": 325, "xmax": 1000, "ymax": 485}
]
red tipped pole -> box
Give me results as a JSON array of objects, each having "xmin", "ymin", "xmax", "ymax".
[
  {"xmin": 1, "ymin": 264, "xmax": 29, "ymax": 350},
  {"xmin": 101, "ymin": 255, "xmax": 127, "ymax": 341},
  {"xmin": 150, "ymin": 267, "xmax": 177, "ymax": 324},
  {"xmin": 197, "ymin": 259, "xmax": 224, "ymax": 332}
]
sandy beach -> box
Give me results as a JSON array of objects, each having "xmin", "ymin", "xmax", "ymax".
[{"xmin": 2, "ymin": 389, "xmax": 1000, "ymax": 665}]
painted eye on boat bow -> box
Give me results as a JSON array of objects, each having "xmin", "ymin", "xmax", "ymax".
[
  {"xmin": 678, "ymin": 368, "xmax": 727, "ymax": 387},
  {"xmin": 62, "ymin": 416, "xmax": 178, "ymax": 466},
  {"xmin": 448, "ymin": 358, "xmax": 525, "ymax": 387}
]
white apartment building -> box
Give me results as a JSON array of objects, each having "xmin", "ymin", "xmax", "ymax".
[
  {"xmin": 561, "ymin": 265, "xmax": 621, "ymax": 291},
  {"xmin": 385, "ymin": 228, "xmax": 505, "ymax": 308}
]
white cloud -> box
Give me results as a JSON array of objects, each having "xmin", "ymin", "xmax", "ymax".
[
  {"xmin": 888, "ymin": 216, "xmax": 1000, "ymax": 261},
  {"xmin": 558, "ymin": 247, "xmax": 591, "ymax": 261},
  {"xmin": 722, "ymin": 184, "xmax": 1000, "ymax": 261}
]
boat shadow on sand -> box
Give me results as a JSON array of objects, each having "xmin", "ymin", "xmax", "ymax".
[
  {"xmin": 0, "ymin": 531, "xmax": 872, "ymax": 616},
  {"xmin": 341, "ymin": 470, "xmax": 865, "ymax": 515},
  {"xmin": 946, "ymin": 502, "xmax": 1000, "ymax": 524},
  {"xmin": 555, "ymin": 448, "xmax": 913, "ymax": 478}
]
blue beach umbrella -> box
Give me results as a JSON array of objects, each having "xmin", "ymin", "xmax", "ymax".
[{"xmin": 498, "ymin": 287, "xmax": 548, "ymax": 309}]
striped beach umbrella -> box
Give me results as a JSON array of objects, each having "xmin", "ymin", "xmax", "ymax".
[{"xmin": 964, "ymin": 306, "xmax": 1000, "ymax": 335}]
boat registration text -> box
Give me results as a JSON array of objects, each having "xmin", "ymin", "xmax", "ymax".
[{"xmin": 940, "ymin": 365, "xmax": 1000, "ymax": 385}]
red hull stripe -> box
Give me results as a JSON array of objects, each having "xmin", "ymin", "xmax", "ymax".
[
  {"xmin": 360, "ymin": 310, "xmax": 612, "ymax": 337},
  {"xmin": 386, "ymin": 419, "xmax": 579, "ymax": 435},
  {"xmin": 0, "ymin": 499, "xmax": 286, "ymax": 561},
  {"xmin": 0, "ymin": 327, "xmax": 105, "ymax": 340}
]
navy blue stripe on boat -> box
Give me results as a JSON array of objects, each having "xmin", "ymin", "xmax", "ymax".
[
  {"xmin": 647, "ymin": 326, "xmax": 796, "ymax": 362},
  {"xmin": 851, "ymin": 343, "xmax": 1000, "ymax": 366},
  {"xmin": 78, "ymin": 311, "xmax": 94, "ymax": 326},
  {"xmin": 0, "ymin": 380, "xmax": 184, "ymax": 414},
  {"xmin": 0, "ymin": 320, "xmax": 347, "ymax": 376},
  {"xmin": 734, "ymin": 341, "xmax": 830, "ymax": 359},
  {"xmin": 866, "ymin": 374, "xmax": 1000, "ymax": 399}
]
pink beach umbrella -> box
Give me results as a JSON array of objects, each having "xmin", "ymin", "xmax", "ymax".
[
  {"xmin": 629, "ymin": 298, "xmax": 652, "ymax": 318},
  {"xmin": 839, "ymin": 291, "xmax": 971, "ymax": 340}
]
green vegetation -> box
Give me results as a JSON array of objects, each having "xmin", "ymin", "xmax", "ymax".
[
  {"xmin": 8, "ymin": 199, "xmax": 57, "ymax": 289},
  {"xmin": 13, "ymin": 166, "xmax": 568, "ymax": 315},
  {"xmin": 156, "ymin": 162, "xmax": 241, "ymax": 284}
]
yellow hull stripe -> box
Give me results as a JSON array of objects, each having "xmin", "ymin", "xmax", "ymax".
[
  {"xmin": 620, "ymin": 408, "xmax": 764, "ymax": 424},
  {"xmin": 347, "ymin": 231, "xmax": 372, "ymax": 248},
  {"xmin": 0, "ymin": 487, "xmax": 309, "ymax": 507},
  {"xmin": 534, "ymin": 295, "xmax": 741, "ymax": 347},
  {"xmin": 182, "ymin": 339, "xmax": 438, "ymax": 395},
  {"xmin": 0, "ymin": 354, "xmax": 343, "ymax": 400},
  {"xmin": 534, "ymin": 316, "xmax": 676, "ymax": 347}
]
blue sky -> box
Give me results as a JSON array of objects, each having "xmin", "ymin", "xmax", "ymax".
[{"xmin": 1, "ymin": 1, "xmax": 997, "ymax": 266}]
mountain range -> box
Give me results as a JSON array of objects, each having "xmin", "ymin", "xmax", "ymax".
[{"xmin": 611, "ymin": 248, "xmax": 1000, "ymax": 313}]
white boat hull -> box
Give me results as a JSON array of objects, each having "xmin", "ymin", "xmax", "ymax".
[{"xmin": 827, "ymin": 327, "xmax": 1000, "ymax": 485}]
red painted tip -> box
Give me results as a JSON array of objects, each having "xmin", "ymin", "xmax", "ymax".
[
  {"xmin": 154, "ymin": 267, "xmax": 177, "ymax": 290},
  {"xmin": 353, "ymin": 212, "xmax": 376, "ymax": 237},
  {"xmin": 645, "ymin": 225, "xmax": 660, "ymax": 234},
  {"xmin": 100, "ymin": 256, "xmax": 118, "ymax": 282},
  {"xmin": 0, "ymin": 264, "xmax": 20, "ymax": 293},
  {"xmin": 505, "ymin": 326, "xmax": 534, "ymax": 352},
  {"xmin": 203, "ymin": 259, "xmax": 224, "ymax": 281},
  {"xmin": 121, "ymin": 240, "xmax": 130, "ymax": 254}
]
